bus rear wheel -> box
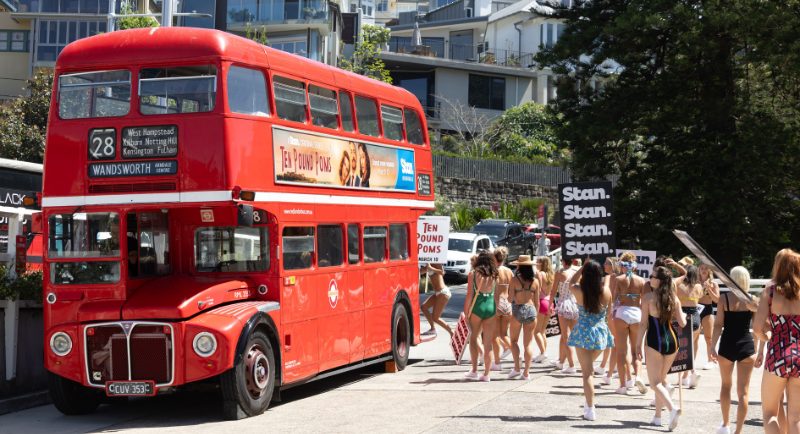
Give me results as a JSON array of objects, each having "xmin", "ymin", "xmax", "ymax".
[
  {"xmin": 221, "ymin": 330, "xmax": 275, "ymax": 420},
  {"xmin": 391, "ymin": 303, "xmax": 410, "ymax": 371},
  {"xmin": 48, "ymin": 371, "xmax": 102, "ymax": 415}
]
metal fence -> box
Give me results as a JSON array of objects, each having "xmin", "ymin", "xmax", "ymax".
[{"xmin": 432, "ymin": 155, "xmax": 619, "ymax": 187}]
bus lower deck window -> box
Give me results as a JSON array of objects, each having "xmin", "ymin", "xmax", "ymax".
[
  {"xmin": 194, "ymin": 227, "xmax": 269, "ymax": 272},
  {"xmin": 282, "ymin": 226, "xmax": 314, "ymax": 270},
  {"xmin": 273, "ymin": 76, "xmax": 307, "ymax": 123},
  {"xmin": 347, "ymin": 224, "xmax": 360, "ymax": 264},
  {"xmin": 389, "ymin": 224, "xmax": 408, "ymax": 261},
  {"xmin": 317, "ymin": 225, "xmax": 343, "ymax": 267},
  {"xmin": 58, "ymin": 70, "xmax": 131, "ymax": 119},
  {"xmin": 363, "ymin": 226, "xmax": 386, "ymax": 263},
  {"xmin": 139, "ymin": 65, "xmax": 217, "ymax": 115}
]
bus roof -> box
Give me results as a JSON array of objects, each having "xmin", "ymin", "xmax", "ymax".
[{"xmin": 56, "ymin": 27, "xmax": 419, "ymax": 109}]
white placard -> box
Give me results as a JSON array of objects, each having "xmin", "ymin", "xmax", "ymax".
[
  {"xmin": 617, "ymin": 250, "xmax": 657, "ymax": 278},
  {"xmin": 417, "ymin": 216, "xmax": 450, "ymax": 264}
]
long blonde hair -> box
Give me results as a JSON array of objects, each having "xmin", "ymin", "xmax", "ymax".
[
  {"xmin": 538, "ymin": 256, "xmax": 554, "ymax": 286},
  {"xmin": 606, "ymin": 256, "xmax": 621, "ymax": 274}
]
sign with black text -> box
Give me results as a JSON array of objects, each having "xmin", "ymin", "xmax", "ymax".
[
  {"xmin": 617, "ymin": 250, "xmax": 657, "ymax": 278},
  {"xmin": 88, "ymin": 160, "xmax": 178, "ymax": 178},
  {"xmin": 417, "ymin": 173, "xmax": 431, "ymax": 196},
  {"xmin": 121, "ymin": 125, "xmax": 178, "ymax": 159},
  {"xmin": 669, "ymin": 315, "xmax": 694, "ymax": 373},
  {"xmin": 545, "ymin": 313, "xmax": 561, "ymax": 338},
  {"xmin": 558, "ymin": 181, "xmax": 616, "ymax": 263}
]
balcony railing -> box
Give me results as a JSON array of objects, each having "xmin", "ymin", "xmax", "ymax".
[
  {"xmin": 227, "ymin": 0, "xmax": 329, "ymax": 24},
  {"xmin": 388, "ymin": 41, "xmax": 537, "ymax": 69},
  {"xmin": 389, "ymin": 37, "xmax": 444, "ymax": 58}
]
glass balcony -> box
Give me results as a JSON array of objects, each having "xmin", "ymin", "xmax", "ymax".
[
  {"xmin": 10, "ymin": 0, "xmax": 118, "ymax": 14},
  {"xmin": 227, "ymin": 0, "xmax": 330, "ymax": 25}
]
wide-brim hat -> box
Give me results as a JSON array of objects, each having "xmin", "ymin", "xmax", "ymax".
[
  {"xmin": 678, "ymin": 256, "xmax": 694, "ymax": 266},
  {"xmin": 510, "ymin": 255, "xmax": 537, "ymax": 266}
]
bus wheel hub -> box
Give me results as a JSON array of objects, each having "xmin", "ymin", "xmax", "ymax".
[{"xmin": 245, "ymin": 345, "xmax": 269, "ymax": 398}]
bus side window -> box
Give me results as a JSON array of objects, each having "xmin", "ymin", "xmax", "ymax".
[
  {"xmin": 339, "ymin": 92, "xmax": 355, "ymax": 132},
  {"xmin": 273, "ymin": 75, "xmax": 307, "ymax": 123},
  {"xmin": 363, "ymin": 226, "xmax": 386, "ymax": 263},
  {"xmin": 389, "ymin": 224, "xmax": 408, "ymax": 261},
  {"xmin": 404, "ymin": 109, "xmax": 425, "ymax": 146},
  {"xmin": 317, "ymin": 225, "xmax": 343, "ymax": 267},
  {"xmin": 381, "ymin": 105, "xmax": 404, "ymax": 142},
  {"xmin": 282, "ymin": 226, "xmax": 315, "ymax": 270},
  {"xmin": 347, "ymin": 224, "xmax": 360, "ymax": 264},
  {"xmin": 354, "ymin": 96, "xmax": 379, "ymax": 137},
  {"xmin": 227, "ymin": 65, "xmax": 270, "ymax": 117},
  {"xmin": 309, "ymin": 85, "xmax": 338, "ymax": 129}
]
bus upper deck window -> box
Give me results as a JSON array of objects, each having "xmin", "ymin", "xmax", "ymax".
[
  {"xmin": 354, "ymin": 96, "xmax": 379, "ymax": 137},
  {"xmin": 308, "ymin": 85, "xmax": 338, "ymax": 129},
  {"xmin": 273, "ymin": 76, "xmax": 307, "ymax": 123},
  {"xmin": 381, "ymin": 105, "xmax": 404, "ymax": 142},
  {"xmin": 339, "ymin": 92, "xmax": 354, "ymax": 132},
  {"xmin": 282, "ymin": 226, "xmax": 314, "ymax": 270},
  {"xmin": 58, "ymin": 70, "xmax": 131, "ymax": 119},
  {"xmin": 404, "ymin": 109, "xmax": 425, "ymax": 145},
  {"xmin": 139, "ymin": 65, "xmax": 217, "ymax": 115},
  {"xmin": 227, "ymin": 65, "xmax": 270, "ymax": 117}
]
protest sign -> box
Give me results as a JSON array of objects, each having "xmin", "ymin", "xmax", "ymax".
[
  {"xmin": 673, "ymin": 230, "xmax": 752, "ymax": 304},
  {"xmin": 417, "ymin": 216, "xmax": 450, "ymax": 264},
  {"xmin": 558, "ymin": 181, "xmax": 617, "ymax": 264},
  {"xmin": 669, "ymin": 315, "xmax": 695, "ymax": 374},
  {"xmin": 545, "ymin": 313, "xmax": 561, "ymax": 338},
  {"xmin": 450, "ymin": 313, "xmax": 471, "ymax": 365},
  {"xmin": 617, "ymin": 250, "xmax": 657, "ymax": 278}
]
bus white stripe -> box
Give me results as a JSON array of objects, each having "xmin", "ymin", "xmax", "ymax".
[{"xmin": 41, "ymin": 191, "xmax": 435, "ymax": 209}]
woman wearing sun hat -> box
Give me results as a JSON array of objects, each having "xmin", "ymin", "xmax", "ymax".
[{"xmin": 508, "ymin": 255, "xmax": 541, "ymax": 380}]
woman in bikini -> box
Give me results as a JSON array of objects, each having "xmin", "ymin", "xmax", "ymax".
[
  {"xmin": 699, "ymin": 263, "xmax": 721, "ymax": 370},
  {"xmin": 550, "ymin": 258, "xmax": 580, "ymax": 373},
  {"xmin": 463, "ymin": 250, "xmax": 499, "ymax": 381},
  {"xmin": 676, "ymin": 264, "xmax": 703, "ymax": 388},
  {"xmin": 508, "ymin": 255, "xmax": 540, "ymax": 380},
  {"xmin": 567, "ymin": 257, "xmax": 614, "ymax": 421},
  {"xmin": 601, "ymin": 256, "xmax": 621, "ymax": 384},
  {"xmin": 492, "ymin": 247, "xmax": 514, "ymax": 371},
  {"xmin": 612, "ymin": 252, "xmax": 647, "ymax": 395},
  {"xmin": 636, "ymin": 266, "xmax": 687, "ymax": 431},
  {"xmin": 753, "ymin": 249, "xmax": 800, "ymax": 434},
  {"xmin": 420, "ymin": 263, "xmax": 453, "ymax": 338},
  {"xmin": 711, "ymin": 266, "xmax": 762, "ymax": 434},
  {"xmin": 533, "ymin": 256, "xmax": 556, "ymax": 363}
]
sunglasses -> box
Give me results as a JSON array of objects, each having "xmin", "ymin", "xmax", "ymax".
[{"xmin": 604, "ymin": 262, "xmax": 611, "ymax": 266}]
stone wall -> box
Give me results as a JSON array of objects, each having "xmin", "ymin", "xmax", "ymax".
[{"xmin": 434, "ymin": 176, "xmax": 561, "ymax": 222}]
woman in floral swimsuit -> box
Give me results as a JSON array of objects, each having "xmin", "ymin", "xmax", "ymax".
[{"xmin": 550, "ymin": 258, "xmax": 580, "ymax": 373}]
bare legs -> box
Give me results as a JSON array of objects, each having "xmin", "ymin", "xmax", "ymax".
[
  {"xmin": 645, "ymin": 347, "xmax": 678, "ymax": 419},
  {"xmin": 576, "ymin": 348, "xmax": 602, "ymax": 407},
  {"xmin": 493, "ymin": 314, "xmax": 512, "ymax": 363},
  {"xmin": 510, "ymin": 318, "xmax": 522, "ymax": 372},
  {"xmin": 558, "ymin": 316, "xmax": 577, "ymax": 367},
  {"xmin": 613, "ymin": 318, "xmax": 634, "ymax": 388},
  {"xmin": 521, "ymin": 322, "xmax": 536, "ymax": 376},
  {"xmin": 534, "ymin": 311, "xmax": 549, "ymax": 356},
  {"xmin": 421, "ymin": 293, "xmax": 453, "ymax": 336},
  {"xmin": 701, "ymin": 313, "xmax": 715, "ymax": 367},
  {"xmin": 762, "ymin": 371, "xmax": 800, "ymax": 434},
  {"xmin": 468, "ymin": 314, "xmax": 496, "ymax": 376},
  {"xmin": 719, "ymin": 355, "xmax": 755, "ymax": 434}
]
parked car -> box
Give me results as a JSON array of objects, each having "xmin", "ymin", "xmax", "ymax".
[
  {"xmin": 524, "ymin": 224, "xmax": 562, "ymax": 250},
  {"xmin": 469, "ymin": 219, "xmax": 536, "ymax": 263},
  {"xmin": 442, "ymin": 232, "xmax": 494, "ymax": 280}
]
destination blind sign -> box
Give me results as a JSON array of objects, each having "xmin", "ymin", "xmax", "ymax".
[
  {"xmin": 89, "ymin": 160, "xmax": 178, "ymax": 178},
  {"xmin": 121, "ymin": 125, "xmax": 178, "ymax": 159}
]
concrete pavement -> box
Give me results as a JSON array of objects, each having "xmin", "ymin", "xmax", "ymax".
[{"xmin": 0, "ymin": 286, "xmax": 766, "ymax": 434}]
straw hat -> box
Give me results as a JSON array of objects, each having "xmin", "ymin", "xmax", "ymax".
[
  {"xmin": 510, "ymin": 255, "xmax": 537, "ymax": 266},
  {"xmin": 678, "ymin": 256, "xmax": 694, "ymax": 266}
]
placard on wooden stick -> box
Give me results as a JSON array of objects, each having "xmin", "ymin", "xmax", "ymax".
[{"xmin": 450, "ymin": 313, "xmax": 471, "ymax": 365}]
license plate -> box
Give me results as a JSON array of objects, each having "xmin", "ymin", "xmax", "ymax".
[{"xmin": 105, "ymin": 381, "xmax": 155, "ymax": 396}]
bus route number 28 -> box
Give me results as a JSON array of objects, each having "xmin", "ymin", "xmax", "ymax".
[{"xmin": 88, "ymin": 128, "xmax": 117, "ymax": 161}]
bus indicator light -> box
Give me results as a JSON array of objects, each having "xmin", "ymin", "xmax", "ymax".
[{"xmin": 284, "ymin": 276, "xmax": 296, "ymax": 285}]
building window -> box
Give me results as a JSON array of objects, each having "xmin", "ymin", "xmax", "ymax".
[
  {"xmin": 468, "ymin": 74, "xmax": 505, "ymax": 111},
  {"xmin": 0, "ymin": 31, "xmax": 29, "ymax": 52},
  {"xmin": 376, "ymin": 0, "xmax": 388, "ymax": 12},
  {"xmin": 37, "ymin": 20, "xmax": 106, "ymax": 62},
  {"xmin": 269, "ymin": 35, "xmax": 308, "ymax": 58}
]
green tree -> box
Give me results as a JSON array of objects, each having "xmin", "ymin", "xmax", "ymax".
[
  {"xmin": 244, "ymin": 22, "xmax": 269, "ymax": 46},
  {"xmin": 487, "ymin": 102, "xmax": 560, "ymax": 160},
  {"xmin": 0, "ymin": 69, "xmax": 52, "ymax": 163},
  {"xmin": 535, "ymin": 0, "xmax": 800, "ymax": 274},
  {"xmin": 116, "ymin": 3, "xmax": 158, "ymax": 30},
  {"xmin": 339, "ymin": 25, "xmax": 392, "ymax": 84}
]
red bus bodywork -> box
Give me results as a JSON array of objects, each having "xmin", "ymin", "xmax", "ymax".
[{"xmin": 41, "ymin": 28, "xmax": 433, "ymax": 418}]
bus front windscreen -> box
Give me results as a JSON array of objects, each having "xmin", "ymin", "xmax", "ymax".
[
  {"xmin": 48, "ymin": 212, "xmax": 122, "ymax": 284},
  {"xmin": 194, "ymin": 227, "xmax": 269, "ymax": 272}
]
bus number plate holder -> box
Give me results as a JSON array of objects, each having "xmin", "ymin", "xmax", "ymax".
[{"xmin": 106, "ymin": 380, "xmax": 155, "ymax": 396}]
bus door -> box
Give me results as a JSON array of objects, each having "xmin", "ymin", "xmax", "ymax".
[
  {"xmin": 362, "ymin": 225, "xmax": 391, "ymax": 357},
  {"xmin": 315, "ymin": 224, "xmax": 349, "ymax": 371}
]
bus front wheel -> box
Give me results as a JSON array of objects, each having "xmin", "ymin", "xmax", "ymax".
[
  {"xmin": 391, "ymin": 303, "xmax": 410, "ymax": 371},
  {"xmin": 221, "ymin": 330, "xmax": 275, "ymax": 420},
  {"xmin": 48, "ymin": 371, "xmax": 102, "ymax": 415}
]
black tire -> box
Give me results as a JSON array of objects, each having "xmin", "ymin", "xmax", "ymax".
[
  {"xmin": 48, "ymin": 371, "xmax": 102, "ymax": 415},
  {"xmin": 524, "ymin": 247, "xmax": 533, "ymax": 257},
  {"xmin": 220, "ymin": 330, "xmax": 275, "ymax": 419},
  {"xmin": 391, "ymin": 303, "xmax": 411, "ymax": 371}
]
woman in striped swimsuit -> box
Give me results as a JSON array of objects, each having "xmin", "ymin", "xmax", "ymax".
[{"xmin": 636, "ymin": 266, "xmax": 688, "ymax": 431}]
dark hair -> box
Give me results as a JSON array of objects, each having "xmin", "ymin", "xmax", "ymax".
[
  {"xmin": 773, "ymin": 249, "xmax": 800, "ymax": 301},
  {"xmin": 652, "ymin": 266, "xmax": 677, "ymax": 322},
  {"xmin": 684, "ymin": 264, "xmax": 700, "ymax": 287},
  {"xmin": 472, "ymin": 250, "xmax": 499, "ymax": 279},
  {"xmin": 581, "ymin": 260, "xmax": 604, "ymax": 314},
  {"xmin": 339, "ymin": 151, "xmax": 351, "ymax": 183},
  {"xmin": 517, "ymin": 264, "xmax": 534, "ymax": 282},
  {"xmin": 654, "ymin": 255, "xmax": 670, "ymax": 269},
  {"xmin": 358, "ymin": 144, "xmax": 371, "ymax": 183}
]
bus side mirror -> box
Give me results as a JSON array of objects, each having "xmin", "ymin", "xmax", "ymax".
[
  {"xmin": 237, "ymin": 204, "xmax": 253, "ymax": 227},
  {"xmin": 31, "ymin": 212, "xmax": 42, "ymax": 233}
]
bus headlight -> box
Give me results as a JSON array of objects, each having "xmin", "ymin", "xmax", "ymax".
[
  {"xmin": 50, "ymin": 332, "xmax": 72, "ymax": 356},
  {"xmin": 193, "ymin": 332, "xmax": 217, "ymax": 357}
]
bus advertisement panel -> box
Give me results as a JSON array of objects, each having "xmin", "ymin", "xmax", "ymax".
[{"xmin": 273, "ymin": 127, "xmax": 416, "ymax": 192}]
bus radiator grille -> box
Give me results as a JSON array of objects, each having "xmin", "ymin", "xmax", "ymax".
[
  {"xmin": 86, "ymin": 325, "xmax": 129, "ymax": 385},
  {"xmin": 130, "ymin": 326, "xmax": 172, "ymax": 384}
]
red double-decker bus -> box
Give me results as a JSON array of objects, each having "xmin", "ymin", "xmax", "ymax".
[{"xmin": 37, "ymin": 27, "xmax": 434, "ymax": 419}]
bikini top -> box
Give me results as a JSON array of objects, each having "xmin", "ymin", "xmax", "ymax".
[
  {"xmin": 472, "ymin": 270, "xmax": 496, "ymax": 297},
  {"xmin": 679, "ymin": 297, "xmax": 699, "ymax": 302},
  {"xmin": 619, "ymin": 292, "xmax": 639, "ymax": 301},
  {"xmin": 515, "ymin": 276, "xmax": 535, "ymax": 294}
]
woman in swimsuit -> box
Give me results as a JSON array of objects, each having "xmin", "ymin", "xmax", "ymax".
[
  {"xmin": 699, "ymin": 263, "xmax": 721, "ymax": 370},
  {"xmin": 463, "ymin": 250, "xmax": 499, "ymax": 381},
  {"xmin": 508, "ymin": 255, "xmax": 540, "ymax": 380},
  {"xmin": 567, "ymin": 257, "xmax": 614, "ymax": 421},
  {"xmin": 533, "ymin": 256, "xmax": 556, "ymax": 363},
  {"xmin": 636, "ymin": 266, "xmax": 687, "ymax": 430},
  {"xmin": 601, "ymin": 257, "xmax": 621, "ymax": 384},
  {"xmin": 676, "ymin": 264, "xmax": 703, "ymax": 388},
  {"xmin": 492, "ymin": 247, "xmax": 514, "ymax": 371},
  {"xmin": 550, "ymin": 258, "xmax": 580, "ymax": 373},
  {"xmin": 420, "ymin": 263, "xmax": 453, "ymax": 338},
  {"xmin": 611, "ymin": 252, "xmax": 647, "ymax": 395},
  {"xmin": 710, "ymin": 266, "xmax": 762, "ymax": 434},
  {"xmin": 753, "ymin": 249, "xmax": 800, "ymax": 434}
]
